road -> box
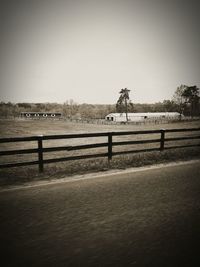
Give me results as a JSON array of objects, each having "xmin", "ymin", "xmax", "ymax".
[{"xmin": 0, "ymin": 161, "xmax": 200, "ymax": 267}]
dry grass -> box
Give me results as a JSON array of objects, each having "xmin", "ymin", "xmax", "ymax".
[
  {"xmin": 0, "ymin": 119, "xmax": 200, "ymax": 186},
  {"xmin": 1, "ymin": 118, "xmax": 200, "ymax": 137}
]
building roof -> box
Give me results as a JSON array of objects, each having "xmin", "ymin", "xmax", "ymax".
[
  {"xmin": 106, "ymin": 112, "xmax": 180, "ymax": 117},
  {"xmin": 21, "ymin": 112, "xmax": 62, "ymax": 115}
]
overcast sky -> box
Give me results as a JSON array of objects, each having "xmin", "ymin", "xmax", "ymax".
[{"xmin": 0, "ymin": 0, "xmax": 199, "ymax": 104}]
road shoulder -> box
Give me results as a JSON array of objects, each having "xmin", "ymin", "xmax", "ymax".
[{"xmin": 1, "ymin": 159, "xmax": 200, "ymax": 193}]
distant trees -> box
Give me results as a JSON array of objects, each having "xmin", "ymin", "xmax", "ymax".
[
  {"xmin": 0, "ymin": 85, "xmax": 199, "ymax": 120},
  {"xmin": 162, "ymin": 100, "xmax": 178, "ymax": 112},
  {"xmin": 173, "ymin": 85, "xmax": 200, "ymax": 116},
  {"xmin": 62, "ymin": 99, "xmax": 79, "ymax": 118},
  {"xmin": 116, "ymin": 88, "xmax": 134, "ymax": 121},
  {"xmin": 0, "ymin": 101, "xmax": 116, "ymax": 119},
  {"xmin": 17, "ymin": 103, "xmax": 32, "ymax": 109}
]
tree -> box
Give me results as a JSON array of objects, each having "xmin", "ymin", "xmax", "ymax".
[
  {"xmin": 172, "ymin": 84, "xmax": 187, "ymax": 114},
  {"xmin": 116, "ymin": 88, "xmax": 132, "ymax": 121},
  {"xmin": 182, "ymin": 85, "xmax": 200, "ymax": 117},
  {"xmin": 63, "ymin": 99, "xmax": 79, "ymax": 118},
  {"xmin": 173, "ymin": 85, "xmax": 200, "ymax": 117},
  {"xmin": 163, "ymin": 100, "xmax": 177, "ymax": 112}
]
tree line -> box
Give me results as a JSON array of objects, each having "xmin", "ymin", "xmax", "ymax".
[{"xmin": 0, "ymin": 85, "xmax": 199, "ymax": 119}]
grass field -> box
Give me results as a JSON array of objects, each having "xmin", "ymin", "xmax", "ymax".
[
  {"xmin": 0, "ymin": 119, "xmax": 200, "ymax": 186},
  {"xmin": 1, "ymin": 118, "xmax": 200, "ymax": 137}
]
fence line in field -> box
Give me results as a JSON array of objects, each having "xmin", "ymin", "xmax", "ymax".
[
  {"xmin": 0, "ymin": 127, "xmax": 200, "ymax": 172},
  {"xmin": 63, "ymin": 118, "xmax": 200, "ymax": 125}
]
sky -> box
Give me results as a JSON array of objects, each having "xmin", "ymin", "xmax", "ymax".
[{"xmin": 0, "ymin": 0, "xmax": 200, "ymax": 104}]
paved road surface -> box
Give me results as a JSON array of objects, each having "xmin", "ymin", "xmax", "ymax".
[{"xmin": 0, "ymin": 161, "xmax": 200, "ymax": 267}]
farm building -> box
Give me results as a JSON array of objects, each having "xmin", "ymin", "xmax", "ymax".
[
  {"xmin": 21, "ymin": 112, "xmax": 62, "ymax": 119},
  {"xmin": 105, "ymin": 112, "xmax": 181, "ymax": 122}
]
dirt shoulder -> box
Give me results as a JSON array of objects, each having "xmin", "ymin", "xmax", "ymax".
[{"xmin": 0, "ymin": 147, "xmax": 200, "ymax": 188}]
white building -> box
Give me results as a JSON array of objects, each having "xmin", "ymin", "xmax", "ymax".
[{"xmin": 105, "ymin": 112, "xmax": 181, "ymax": 122}]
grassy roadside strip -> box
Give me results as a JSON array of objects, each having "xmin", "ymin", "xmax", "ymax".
[{"xmin": 0, "ymin": 147, "xmax": 200, "ymax": 187}]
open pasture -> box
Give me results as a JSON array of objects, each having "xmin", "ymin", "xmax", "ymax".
[
  {"xmin": 0, "ymin": 119, "xmax": 200, "ymax": 185},
  {"xmin": 1, "ymin": 118, "xmax": 200, "ymax": 137}
]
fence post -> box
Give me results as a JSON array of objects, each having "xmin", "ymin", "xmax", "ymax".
[
  {"xmin": 160, "ymin": 129, "xmax": 165, "ymax": 151},
  {"xmin": 108, "ymin": 132, "xmax": 113, "ymax": 161},
  {"xmin": 38, "ymin": 135, "xmax": 44, "ymax": 172}
]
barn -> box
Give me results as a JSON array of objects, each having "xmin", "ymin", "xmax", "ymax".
[
  {"xmin": 105, "ymin": 112, "xmax": 181, "ymax": 122},
  {"xmin": 21, "ymin": 112, "xmax": 62, "ymax": 119}
]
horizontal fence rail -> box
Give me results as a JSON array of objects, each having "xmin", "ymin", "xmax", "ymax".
[{"xmin": 0, "ymin": 127, "xmax": 200, "ymax": 172}]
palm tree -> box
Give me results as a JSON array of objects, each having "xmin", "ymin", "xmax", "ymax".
[{"xmin": 116, "ymin": 88, "xmax": 131, "ymax": 121}]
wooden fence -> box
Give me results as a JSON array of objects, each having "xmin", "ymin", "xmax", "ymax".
[{"xmin": 0, "ymin": 127, "xmax": 200, "ymax": 172}]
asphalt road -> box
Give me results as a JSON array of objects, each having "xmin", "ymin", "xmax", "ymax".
[{"xmin": 0, "ymin": 161, "xmax": 200, "ymax": 267}]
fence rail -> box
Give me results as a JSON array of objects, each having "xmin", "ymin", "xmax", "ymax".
[{"xmin": 0, "ymin": 127, "xmax": 200, "ymax": 172}]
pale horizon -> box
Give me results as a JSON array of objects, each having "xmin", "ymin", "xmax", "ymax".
[{"xmin": 0, "ymin": 0, "xmax": 200, "ymax": 105}]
